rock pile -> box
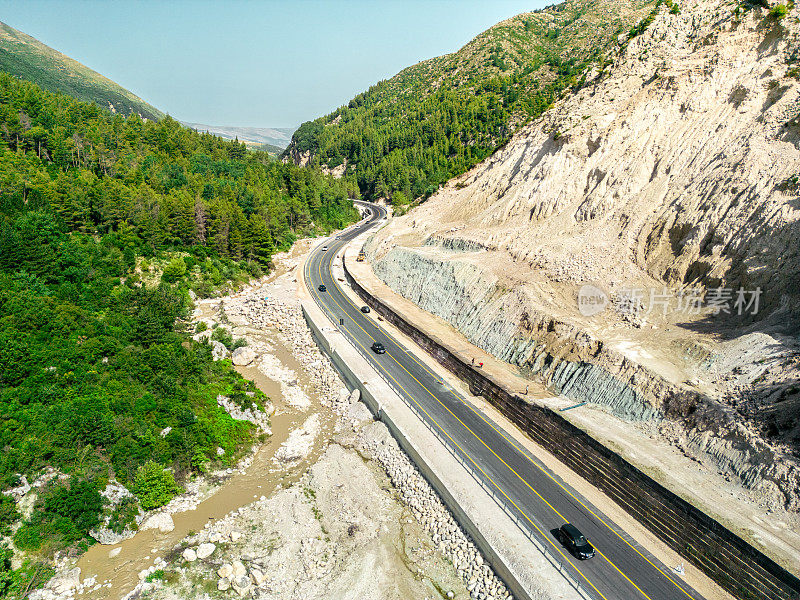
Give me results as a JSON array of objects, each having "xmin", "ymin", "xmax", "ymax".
[
  {"xmin": 357, "ymin": 421, "xmax": 512, "ymax": 600},
  {"xmin": 29, "ymin": 567, "xmax": 112, "ymax": 600}
]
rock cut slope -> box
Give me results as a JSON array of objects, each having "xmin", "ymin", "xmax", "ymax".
[{"xmin": 367, "ymin": 0, "xmax": 800, "ymax": 520}]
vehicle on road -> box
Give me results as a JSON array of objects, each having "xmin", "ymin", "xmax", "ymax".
[
  {"xmin": 558, "ymin": 523, "xmax": 595, "ymax": 559},
  {"xmin": 318, "ymin": 284, "xmax": 327, "ymax": 292},
  {"xmin": 371, "ymin": 341, "xmax": 386, "ymax": 354},
  {"xmin": 361, "ymin": 306, "xmax": 371, "ymax": 313},
  {"xmin": 321, "ymin": 246, "xmax": 328, "ymax": 251}
]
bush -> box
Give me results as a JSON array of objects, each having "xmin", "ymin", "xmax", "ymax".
[
  {"xmin": 0, "ymin": 496, "xmax": 19, "ymax": 536},
  {"xmin": 13, "ymin": 479, "xmax": 103, "ymax": 551},
  {"xmin": 211, "ymin": 326, "xmax": 233, "ymax": 350},
  {"xmin": 769, "ymin": 4, "xmax": 788, "ymax": 18},
  {"xmin": 107, "ymin": 497, "xmax": 140, "ymax": 534},
  {"xmin": 161, "ymin": 257, "xmax": 187, "ymax": 283},
  {"xmin": 195, "ymin": 321, "xmax": 208, "ymax": 333},
  {"xmin": 132, "ymin": 462, "xmax": 182, "ymax": 511}
]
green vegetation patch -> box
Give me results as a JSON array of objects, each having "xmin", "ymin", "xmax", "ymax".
[
  {"xmin": 285, "ymin": 0, "xmax": 659, "ymax": 202},
  {"xmin": 0, "ymin": 71, "xmax": 358, "ymax": 586}
]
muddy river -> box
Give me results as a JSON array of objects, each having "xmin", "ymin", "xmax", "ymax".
[{"xmin": 77, "ymin": 271, "xmax": 336, "ymax": 599}]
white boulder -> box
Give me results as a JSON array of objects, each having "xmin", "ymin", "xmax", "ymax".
[
  {"xmin": 140, "ymin": 512, "xmax": 174, "ymax": 533},
  {"xmin": 232, "ymin": 575, "xmax": 251, "ymax": 597},
  {"xmin": 251, "ymin": 568, "xmax": 266, "ymax": 586},
  {"xmin": 231, "ymin": 560, "xmax": 247, "ymax": 579},
  {"xmin": 182, "ymin": 548, "xmax": 197, "ymax": 562},
  {"xmin": 46, "ymin": 567, "xmax": 81, "ymax": 595},
  {"xmin": 196, "ymin": 542, "xmax": 216, "ymax": 559},
  {"xmin": 218, "ymin": 564, "xmax": 233, "ymax": 579},
  {"xmin": 231, "ymin": 346, "xmax": 256, "ymax": 366},
  {"xmin": 211, "ymin": 340, "xmax": 228, "ymax": 360}
]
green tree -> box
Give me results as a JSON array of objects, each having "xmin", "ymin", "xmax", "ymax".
[
  {"xmin": 132, "ymin": 462, "xmax": 182, "ymax": 510},
  {"xmin": 161, "ymin": 257, "xmax": 188, "ymax": 283}
]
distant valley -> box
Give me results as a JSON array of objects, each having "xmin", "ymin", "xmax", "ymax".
[{"xmin": 182, "ymin": 122, "xmax": 297, "ymax": 151}]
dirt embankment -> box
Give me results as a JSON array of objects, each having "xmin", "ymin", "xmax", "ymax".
[{"xmin": 364, "ymin": 0, "xmax": 800, "ymax": 567}]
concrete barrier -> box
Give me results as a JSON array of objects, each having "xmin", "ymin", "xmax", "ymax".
[
  {"xmin": 342, "ymin": 254, "xmax": 800, "ymax": 600},
  {"xmin": 302, "ymin": 301, "xmax": 542, "ymax": 600}
]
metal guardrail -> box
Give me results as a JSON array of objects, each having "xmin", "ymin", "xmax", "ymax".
[{"xmin": 302, "ymin": 234, "xmax": 596, "ymax": 600}]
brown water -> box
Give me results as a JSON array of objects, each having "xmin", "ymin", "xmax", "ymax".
[{"xmin": 76, "ymin": 295, "xmax": 334, "ymax": 599}]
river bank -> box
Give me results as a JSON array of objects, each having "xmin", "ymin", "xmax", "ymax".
[{"xmin": 34, "ymin": 236, "xmax": 491, "ymax": 600}]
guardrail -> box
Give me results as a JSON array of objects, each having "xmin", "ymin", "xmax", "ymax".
[
  {"xmin": 340, "ymin": 238, "xmax": 800, "ymax": 600},
  {"xmin": 302, "ymin": 234, "xmax": 595, "ymax": 600}
]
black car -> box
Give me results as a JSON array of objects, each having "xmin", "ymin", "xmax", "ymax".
[
  {"xmin": 361, "ymin": 306, "xmax": 371, "ymax": 313},
  {"xmin": 558, "ymin": 523, "xmax": 595, "ymax": 559},
  {"xmin": 371, "ymin": 341, "xmax": 386, "ymax": 354},
  {"xmin": 318, "ymin": 284, "xmax": 327, "ymax": 292}
]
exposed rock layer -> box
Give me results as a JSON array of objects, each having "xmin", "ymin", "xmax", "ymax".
[{"xmin": 368, "ymin": 0, "xmax": 800, "ymax": 511}]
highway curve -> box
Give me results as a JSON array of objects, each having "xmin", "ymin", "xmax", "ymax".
[{"xmin": 305, "ymin": 201, "xmax": 708, "ymax": 600}]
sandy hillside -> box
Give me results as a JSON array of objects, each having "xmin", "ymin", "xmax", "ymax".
[{"xmin": 367, "ymin": 0, "xmax": 800, "ymax": 517}]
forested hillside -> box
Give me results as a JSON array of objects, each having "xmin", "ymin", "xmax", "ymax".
[
  {"xmin": 0, "ymin": 72, "xmax": 357, "ymax": 595},
  {"xmin": 0, "ymin": 21, "xmax": 164, "ymax": 121},
  {"xmin": 285, "ymin": 0, "xmax": 663, "ymax": 202}
]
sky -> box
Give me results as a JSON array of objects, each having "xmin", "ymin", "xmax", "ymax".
[{"xmin": 0, "ymin": 0, "xmax": 548, "ymax": 128}]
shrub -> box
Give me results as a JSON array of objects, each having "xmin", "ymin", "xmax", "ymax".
[
  {"xmin": 0, "ymin": 496, "xmax": 19, "ymax": 536},
  {"xmin": 107, "ymin": 496, "xmax": 140, "ymax": 534},
  {"xmin": 132, "ymin": 462, "xmax": 182, "ymax": 511},
  {"xmin": 195, "ymin": 321, "xmax": 208, "ymax": 333},
  {"xmin": 211, "ymin": 326, "xmax": 233, "ymax": 350},
  {"xmin": 161, "ymin": 257, "xmax": 187, "ymax": 283},
  {"xmin": 13, "ymin": 479, "xmax": 103, "ymax": 551},
  {"xmin": 769, "ymin": 3, "xmax": 788, "ymax": 18}
]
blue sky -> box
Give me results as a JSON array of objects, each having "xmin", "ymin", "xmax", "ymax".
[{"xmin": 0, "ymin": 0, "xmax": 547, "ymax": 128}]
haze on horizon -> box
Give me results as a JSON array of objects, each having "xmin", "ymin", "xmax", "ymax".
[{"xmin": 0, "ymin": 0, "xmax": 546, "ymax": 128}]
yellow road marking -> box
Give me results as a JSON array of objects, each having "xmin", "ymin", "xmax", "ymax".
[
  {"xmin": 373, "ymin": 309, "xmax": 695, "ymax": 599},
  {"xmin": 327, "ymin": 217, "xmax": 696, "ymax": 600},
  {"xmin": 309, "ymin": 265, "xmax": 609, "ymax": 600},
  {"xmin": 306, "ymin": 244, "xmax": 610, "ymax": 599}
]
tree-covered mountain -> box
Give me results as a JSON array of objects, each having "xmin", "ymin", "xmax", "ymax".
[
  {"xmin": 0, "ymin": 71, "xmax": 358, "ymax": 590},
  {"xmin": 284, "ymin": 0, "xmax": 663, "ymax": 202},
  {"xmin": 0, "ymin": 21, "xmax": 164, "ymax": 121}
]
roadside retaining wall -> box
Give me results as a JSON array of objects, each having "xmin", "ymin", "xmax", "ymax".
[
  {"xmin": 301, "ymin": 302, "xmax": 540, "ymax": 600},
  {"xmin": 343, "ymin": 257, "xmax": 800, "ymax": 600}
]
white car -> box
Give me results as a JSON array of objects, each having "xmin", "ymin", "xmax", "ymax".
[{"xmin": 321, "ymin": 246, "xmax": 328, "ymax": 252}]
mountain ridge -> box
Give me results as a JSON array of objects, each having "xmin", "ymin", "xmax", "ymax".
[
  {"xmin": 284, "ymin": 0, "xmax": 661, "ymax": 200},
  {"xmin": 0, "ymin": 20, "xmax": 164, "ymax": 120},
  {"xmin": 366, "ymin": 0, "xmax": 800, "ymax": 546},
  {"xmin": 182, "ymin": 122, "xmax": 296, "ymax": 149}
]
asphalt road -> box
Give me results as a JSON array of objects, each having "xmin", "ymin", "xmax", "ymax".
[{"xmin": 305, "ymin": 201, "xmax": 708, "ymax": 600}]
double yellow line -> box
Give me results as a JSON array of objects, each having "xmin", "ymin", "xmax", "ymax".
[{"xmin": 309, "ymin": 215, "xmax": 695, "ymax": 600}]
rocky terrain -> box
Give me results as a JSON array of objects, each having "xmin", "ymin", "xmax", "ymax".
[
  {"xmin": 32, "ymin": 241, "xmax": 517, "ymax": 600},
  {"xmin": 366, "ymin": 0, "xmax": 800, "ymax": 526}
]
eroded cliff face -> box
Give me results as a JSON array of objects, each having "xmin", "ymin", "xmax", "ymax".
[{"xmin": 367, "ymin": 0, "xmax": 800, "ymax": 511}]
